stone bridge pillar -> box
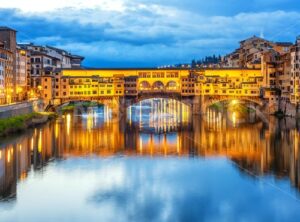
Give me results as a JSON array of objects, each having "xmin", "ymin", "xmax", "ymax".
[{"xmin": 191, "ymin": 95, "xmax": 203, "ymax": 114}]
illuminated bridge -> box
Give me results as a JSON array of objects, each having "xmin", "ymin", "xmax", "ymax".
[{"xmin": 42, "ymin": 68, "xmax": 267, "ymax": 119}]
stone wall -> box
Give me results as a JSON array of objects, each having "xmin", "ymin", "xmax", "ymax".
[{"xmin": 0, "ymin": 100, "xmax": 44, "ymax": 119}]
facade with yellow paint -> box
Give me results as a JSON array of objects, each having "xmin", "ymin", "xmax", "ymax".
[
  {"xmin": 194, "ymin": 69, "xmax": 262, "ymax": 97},
  {"xmin": 41, "ymin": 68, "xmax": 263, "ymax": 107}
]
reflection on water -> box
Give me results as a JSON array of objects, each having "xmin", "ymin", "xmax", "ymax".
[
  {"xmin": 127, "ymin": 98, "xmax": 191, "ymax": 133},
  {"xmin": 1, "ymin": 98, "xmax": 300, "ymax": 221}
]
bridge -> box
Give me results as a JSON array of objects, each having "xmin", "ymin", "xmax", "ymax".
[{"xmin": 42, "ymin": 68, "xmax": 270, "ymax": 123}]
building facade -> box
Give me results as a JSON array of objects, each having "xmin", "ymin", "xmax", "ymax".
[
  {"xmin": 0, "ymin": 27, "xmax": 16, "ymax": 104},
  {"xmin": 291, "ymin": 37, "xmax": 300, "ymax": 106},
  {"xmin": 0, "ymin": 41, "xmax": 14, "ymax": 104},
  {"xmin": 16, "ymin": 48, "xmax": 30, "ymax": 101},
  {"xmin": 39, "ymin": 68, "xmax": 263, "ymax": 107}
]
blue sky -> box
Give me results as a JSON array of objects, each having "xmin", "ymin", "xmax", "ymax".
[{"xmin": 0, "ymin": 0, "xmax": 300, "ymax": 67}]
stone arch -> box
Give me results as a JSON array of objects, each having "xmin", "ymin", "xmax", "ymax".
[
  {"xmin": 166, "ymin": 81, "xmax": 178, "ymax": 91},
  {"xmin": 139, "ymin": 81, "xmax": 151, "ymax": 90},
  {"xmin": 152, "ymin": 81, "xmax": 165, "ymax": 90},
  {"xmin": 204, "ymin": 97, "xmax": 268, "ymax": 126}
]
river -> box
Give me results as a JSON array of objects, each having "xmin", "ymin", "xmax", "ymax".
[{"xmin": 0, "ymin": 98, "xmax": 300, "ymax": 222}]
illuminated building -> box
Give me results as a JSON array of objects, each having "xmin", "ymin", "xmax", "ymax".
[
  {"xmin": 39, "ymin": 67, "xmax": 264, "ymax": 115},
  {"xmin": 18, "ymin": 43, "xmax": 84, "ymax": 97},
  {"xmin": 291, "ymin": 36, "xmax": 300, "ymax": 105},
  {"xmin": 0, "ymin": 27, "xmax": 16, "ymax": 104},
  {"xmin": 0, "ymin": 43, "xmax": 6, "ymax": 104},
  {"xmin": 195, "ymin": 68, "xmax": 262, "ymax": 97},
  {"xmin": 16, "ymin": 47, "xmax": 30, "ymax": 101},
  {"xmin": 0, "ymin": 41, "xmax": 14, "ymax": 104}
]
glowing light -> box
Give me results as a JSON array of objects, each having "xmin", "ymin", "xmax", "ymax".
[
  {"xmin": 231, "ymin": 100, "xmax": 239, "ymax": 106},
  {"xmin": 31, "ymin": 137, "xmax": 34, "ymax": 150},
  {"xmin": 232, "ymin": 112, "xmax": 237, "ymax": 127},
  {"xmin": 139, "ymin": 137, "xmax": 143, "ymax": 154},
  {"xmin": 66, "ymin": 114, "xmax": 71, "ymax": 136},
  {"xmin": 38, "ymin": 130, "xmax": 42, "ymax": 153},
  {"xmin": 55, "ymin": 122, "xmax": 59, "ymax": 139}
]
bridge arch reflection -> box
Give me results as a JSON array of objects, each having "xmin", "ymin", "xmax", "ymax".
[{"xmin": 127, "ymin": 98, "xmax": 191, "ymax": 133}]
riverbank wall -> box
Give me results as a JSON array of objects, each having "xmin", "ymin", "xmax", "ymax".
[{"xmin": 0, "ymin": 100, "xmax": 44, "ymax": 119}]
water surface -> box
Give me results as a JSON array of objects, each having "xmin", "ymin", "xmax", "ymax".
[{"xmin": 0, "ymin": 98, "xmax": 300, "ymax": 222}]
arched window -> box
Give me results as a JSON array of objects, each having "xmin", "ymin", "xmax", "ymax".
[
  {"xmin": 166, "ymin": 81, "xmax": 177, "ymax": 91},
  {"xmin": 139, "ymin": 81, "xmax": 151, "ymax": 90},
  {"xmin": 152, "ymin": 81, "xmax": 164, "ymax": 90}
]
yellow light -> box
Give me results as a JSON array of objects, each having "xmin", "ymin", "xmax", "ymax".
[
  {"xmin": 231, "ymin": 100, "xmax": 239, "ymax": 106},
  {"xmin": 232, "ymin": 112, "xmax": 237, "ymax": 127},
  {"xmin": 66, "ymin": 114, "xmax": 71, "ymax": 136},
  {"xmin": 38, "ymin": 130, "xmax": 42, "ymax": 153},
  {"xmin": 31, "ymin": 137, "xmax": 34, "ymax": 150},
  {"xmin": 7, "ymin": 151, "xmax": 11, "ymax": 163},
  {"xmin": 139, "ymin": 137, "xmax": 143, "ymax": 154}
]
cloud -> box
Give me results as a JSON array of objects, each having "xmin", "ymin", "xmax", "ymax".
[{"xmin": 0, "ymin": 1, "xmax": 300, "ymax": 67}]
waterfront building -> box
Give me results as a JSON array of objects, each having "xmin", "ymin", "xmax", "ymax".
[
  {"xmin": 0, "ymin": 27, "xmax": 16, "ymax": 103},
  {"xmin": 16, "ymin": 47, "xmax": 30, "ymax": 101},
  {"xmin": 195, "ymin": 69, "xmax": 262, "ymax": 97},
  {"xmin": 291, "ymin": 36, "xmax": 300, "ymax": 105},
  {"xmin": 18, "ymin": 43, "xmax": 84, "ymax": 97},
  {"xmin": 39, "ymin": 68, "xmax": 263, "ymax": 107},
  {"xmin": 0, "ymin": 42, "xmax": 5, "ymax": 104},
  {"xmin": 0, "ymin": 41, "xmax": 14, "ymax": 104}
]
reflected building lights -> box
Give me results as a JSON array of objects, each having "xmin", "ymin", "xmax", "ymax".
[
  {"xmin": 38, "ymin": 130, "xmax": 42, "ymax": 153},
  {"xmin": 66, "ymin": 113, "xmax": 71, "ymax": 136},
  {"xmin": 232, "ymin": 112, "xmax": 237, "ymax": 127},
  {"xmin": 1, "ymin": 99, "xmax": 300, "ymax": 201}
]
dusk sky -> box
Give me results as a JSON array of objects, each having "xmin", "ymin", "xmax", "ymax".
[{"xmin": 1, "ymin": 0, "xmax": 300, "ymax": 67}]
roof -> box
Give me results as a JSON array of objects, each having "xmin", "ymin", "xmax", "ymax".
[
  {"xmin": 275, "ymin": 42, "xmax": 293, "ymax": 47},
  {"xmin": 30, "ymin": 51, "xmax": 60, "ymax": 60},
  {"xmin": 0, "ymin": 26, "xmax": 17, "ymax": 32},
  {"xmin": 70, "ymin": 54, "xmax": 85, "ymax": 60},
  {"xmin": 240, "ymin": 35, "xmax": 268, "ymax": 44}
]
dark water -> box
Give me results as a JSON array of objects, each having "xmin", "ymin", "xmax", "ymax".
[{"xmin": 0, "ymin": 98, "xmax": 300, "ymax": 222}]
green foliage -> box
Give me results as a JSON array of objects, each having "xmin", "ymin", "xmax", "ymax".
[
  {"xmin": 210, "ymin": 102, "xmax": 223, "ymax": 112},
  {"xmin": 61, "ymin": 104, "xmax": 75, "ymax": 112},
  {"xmin": 0, "ymin": 112, "xmax": 54, "ymax": 136}
]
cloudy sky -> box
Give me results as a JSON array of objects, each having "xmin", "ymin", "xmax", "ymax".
[{"xmin": 0, "ymin": 0, "xmax": 300, "ymax": 67}]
